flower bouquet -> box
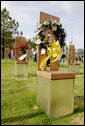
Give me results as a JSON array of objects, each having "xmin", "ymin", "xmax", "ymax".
[
  {"xmin": 19, "ymin": 45, "xmax": 28, "ymax": 55},
  {"xmin": 36, "ymin": 19, "xmax": 66, "ymax": 70},
  {"xmin": 36, "ymin": 19, "xmax": 66, "ymax": 48}
]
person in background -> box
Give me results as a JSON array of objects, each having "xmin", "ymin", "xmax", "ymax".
[
  {"xmin": 81, "ymin": 55, "xmax": 84, "ymax": 63},
  {"xmin": 8, "ymin": 50, "xmax": 11, "ymax": 59},
  {"xmin": 11, "ymin": 49, "xmax": 15, "ymax": 60},
  {"xmin": 75, "ymin": 56, "xmax": 78, "ymax": 62},
  {"xmin": 83, "ymin": 55, "xmax": 84, "ymax": 63},
  {"xmin": 34, "ymin": 52, "xmax": 37, "ymax": 62},
  {"xmin": 79, "ymin": 56, "xmax": 81, "ymax": 62},
  {"xmin": 19, "ymin": 50, "xmax": 22, "ymax": 56},
  {"xmin": 59, "ymin": 49, "xmax": 66, "ymax": 67}
]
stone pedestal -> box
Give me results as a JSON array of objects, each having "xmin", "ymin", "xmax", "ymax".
[
  {"xmin": 68, "ymin": 63, "xmax": 80, "ymax": 74},
  {"xmin": 37, "ymin": 71, "xmax": 75, "ymax": 118},
  {"xmin": 15, "ymin": 61, "xmax": 28, "ymax": 77}
]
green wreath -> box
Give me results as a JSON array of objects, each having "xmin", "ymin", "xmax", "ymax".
[{"xmin": 37, "ymin": 19, "xmax": 66, "ymax": 48}]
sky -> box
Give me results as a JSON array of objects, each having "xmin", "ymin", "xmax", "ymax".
[{"xmin": 1, "ymin": 1, "xmax": 84, "ymax": 49}]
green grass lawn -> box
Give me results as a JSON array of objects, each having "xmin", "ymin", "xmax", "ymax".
[{"xmin": 1, "ymin": 59, "xmax": 84, "ymax": 125}]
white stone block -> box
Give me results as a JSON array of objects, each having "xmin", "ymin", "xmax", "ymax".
[
  {"xmin": 37, "ymin": 71, "xmax": 75, "ymax": 118},
  {"xmin": 15, "ymin": 63, "xmax": 28, "ymax": 77}
]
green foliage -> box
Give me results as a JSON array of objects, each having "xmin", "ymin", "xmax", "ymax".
[
  {"xmin": 1, "ymin": 7, "xmax": 19, "ymax": 48},
  {"xmin": 20, "ymin": 31, "xmax": 23, "ymax": 36},
  {"xmin": 26, "ymin": 38, "xmax": 37, "ymax": 50},
  {"xmin": 77, "ymin": 48, "xmax": 84, "ymax": 55},
  {"xmin": 36, "ymin": 20, "xmax": 66, "ymax": 48}
]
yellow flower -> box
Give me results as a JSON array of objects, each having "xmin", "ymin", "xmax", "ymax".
[
  {"xmin": 58, "ymin": 21, "xmax": 61, "ymax": 25},
  {"xmin": 44, "ymin": 21, "xmax": 47, "ymax": 25},
  {"xmin": 48, "ymin": 41, "xmax": 62, "ymax": 62},
  {"xmin": 37, "ymin": 36, "xmax": 40, "ymax": 39},
  {"xmin": 40, "ymin": 41, "xmax": 62, "ymax": 70}
]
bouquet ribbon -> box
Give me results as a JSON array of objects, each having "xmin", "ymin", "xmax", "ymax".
[{"xmin": 40, "ymin": 41, "xmax": 62, "ymax": 70}]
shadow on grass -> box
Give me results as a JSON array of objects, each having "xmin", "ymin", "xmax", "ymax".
[
  {"xmin": 1, "ymin": 111, "xmax": 45, "ymax": 124},
  {"xmin": 2, "ymin": 62, "xmax": 13, "ymax": 64},
  {"xmin": 80, "ymin": 66, "xmax": 84, "ymax": 68},
  {"xmin": 1, "ymin": 59, "xmax": 14, "ymax": 63},
  {"xmin": 75, "ymin": 73, "xmax": 84, "ymax": 76},
  {"xmin": 28, "ymin": 73, "xmax": 37, "ymax": 77},
  {"xmin": 75, "ymin": 73, "xmax": 84, "ymax": 78},
  {"xmin": 59, "ymin": 65, "xmax": 68, "ymax": 68},
  {"xmin": 74, "ymin": 96, "xmax": 84, "ymax": 113},
  {"xmin": 79, "ymin": 72, "xmax": 84, "ymax": 75},
  {"xmin": 59, "ymin": 66, "xmax": 68, "ymax": 69}
]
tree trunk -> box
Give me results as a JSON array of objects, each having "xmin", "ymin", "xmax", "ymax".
[
  {"xmin": 2, "ymin": 47, "xmax": 4, "ymax": 59},
  {"xmin": 2, "ymin": 30, "xmax": 4, "ymax": 59}
]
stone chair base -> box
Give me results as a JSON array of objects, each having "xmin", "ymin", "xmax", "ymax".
[
  {"xmin": 15, "ymin": 61, "xmax": 28, "ymax": 77},
  {"xmin": 37, "ymin": 71, "xmax": 75, "ymax": 118}
]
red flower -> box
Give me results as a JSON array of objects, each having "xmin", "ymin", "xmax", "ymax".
[{"xmin": 19, "ymin": 45, "xmax": 28, "ymax": 49}]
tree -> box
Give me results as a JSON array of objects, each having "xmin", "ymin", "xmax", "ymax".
[
  {"xmin": 1, "ymin": 7, "xmax": 19, "ymax": 58},
  {"xmin": 77, "ymin": 48, "xmax": 84, "ymax": 55},
  {"xmin": 20, "ymin": 31, "xmax": 23, "ymax": 36},
  {"xmin": 26, "ymin": 38, "xmax": 37, "ymax": 50}
]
